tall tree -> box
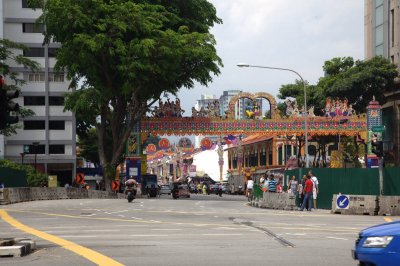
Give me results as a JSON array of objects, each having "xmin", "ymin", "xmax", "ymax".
[
  {"xmin": 34, "ymin": 0, "xmax": 222, "ymax": 190},
  {"xmin": 0, "ymin": 39, "xmax": 40, "ymax": 135}
]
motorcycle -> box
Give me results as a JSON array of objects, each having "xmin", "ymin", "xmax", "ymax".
[
  {"xmin": 172, "ymin": 185, "xmax": 179, "ymax": 199},
  {"xmin": 126, "ymin": 188, "xmax": 136, "ymax": 203}
]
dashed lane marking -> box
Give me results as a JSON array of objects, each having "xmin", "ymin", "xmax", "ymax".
[
  {"xmin": 0, "ymin": 209, "xmax": 124, "ymax": 266},
  {"xmin": 326, "ymin": 237, "xmax": 348, "ymax": 241}
]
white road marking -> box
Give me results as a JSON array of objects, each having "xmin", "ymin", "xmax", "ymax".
[
  {"xmin": 215, "ymin": 227, "xmax": 237, "ymax": 230},
  {"xmin": 114, "ymin": 224, "xmax": 148, "ymax": 227},
  {"xmin": 58, "ymin": 235, "xmax": 98, "ymax": 238},
  {"xmin": 118, "ymin": 215, "xmax": 125, "ymax": 217},
  {"xmin": 202, "ymin": 234, "xmax": 243, "ymax": 236},
  {"xmin": 131, "ymin": 234, "xmax": 169, "ymax": 237},
  {"xmin": 327, "ymin": 237, "xmax": 348, "ymax": 241},
  {"xmin": 87, "ymin": 229, "xmax": 121, "ymax": 232},
  {"xmin": 152, "ymin": 229, "xmax": 182, "ymax": 231},
  {"xmin": 131, "ymin": 217, "xmax": 143, "ymax": 220},
  {"xmin": 285, "ymin": 233, "xmax": 306, "ymax": 236},
  {"xmin": 80, "ymin": 214, "xmax": 96, "ymax": 217},
  {"xmin": 150, "ymin": 220, "xmax": 161, "ymax": 223}
]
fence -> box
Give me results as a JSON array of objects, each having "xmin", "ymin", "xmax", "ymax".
[{"xmin": 284, "ymin": 168, "xmax": 400, "ymax": 209}]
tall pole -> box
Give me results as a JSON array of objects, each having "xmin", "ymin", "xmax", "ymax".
[
  {"xmin": 32, "ymin": 142, "xmax": 39, "ymax": 173},
  {"xmin": 237, "ymin": 64, "xmax": 309, "ymax": 167}
]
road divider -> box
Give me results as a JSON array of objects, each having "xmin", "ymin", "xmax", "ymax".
[{"xmin": 0, "ymin": 188, "xmax": 126, "ymax": 205}]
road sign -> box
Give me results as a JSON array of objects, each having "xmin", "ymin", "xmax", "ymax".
[
  {"xmin": 111, "ymin": 180, "xmax": 120, "ymax": 192},
  {"xmin": 75, "ymin": 173, "xmax": 85, "ymax": 184},
  {"xmin": 372, "ymin": 125, "xmax": 385, "ymax": 132},
  {"xmin": 336, "ymin": 195, "xmax": 350, "ymax": 209}
]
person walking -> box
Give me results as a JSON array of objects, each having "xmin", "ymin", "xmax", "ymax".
[
  {"xmin": 288, "ymin": 175, "xmax": 298, "ymax": 196},
  {"xmin": 309, "ymin": 170, "xmax": 319, "ymax": 209},
  {"xmin": 268, "ymin": 175, "xmax": 277, "ymax": 192},
  {"xmin": 300, "ymin": 174, "xmax": 313, "ymax": 211}
]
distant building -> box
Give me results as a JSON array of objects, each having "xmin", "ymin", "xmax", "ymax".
[
  {"xmin": 365, "ymin": 0, "xmax": 400, "ymax": 165},
  {"xmin": 194, "ymin": 94, "xmax": 220, "ymax": 148},
  {"xmin": 0, "ymin": 1, "xmax": 76, "ymax": 184},
  {"xmin": 219, "ymin": 90, "xmax": 242, "ymax": 118}
]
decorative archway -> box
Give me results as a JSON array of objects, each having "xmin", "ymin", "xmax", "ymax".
[{"xmin": 227, "ymin": 92, "xmax": 278, "ymax": 119}]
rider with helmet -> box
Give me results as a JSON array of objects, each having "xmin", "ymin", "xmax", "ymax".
[{"xmin": 125, "ymin": 176, "xmax": 138, "ymax": 197}]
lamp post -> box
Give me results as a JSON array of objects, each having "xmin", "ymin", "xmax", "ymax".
[
  {"xmin": 20, "ymin": 153, "xmax": 25, "ymax": 165},
  {"xmin": 237, "ymin": 63, "xmax": 309, "ymax": 168},
  {"xmin": 32, "ymin": 142, "xmax": 39, "ymax": 173}
]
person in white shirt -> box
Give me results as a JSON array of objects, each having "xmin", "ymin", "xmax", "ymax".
[
  {"xmin": 247, "ymin": 178, "xmax": 254, "ymax": 191},
  {"xmin": 309, "ymin": 171, "xmax": 319, "ymax": 209}
]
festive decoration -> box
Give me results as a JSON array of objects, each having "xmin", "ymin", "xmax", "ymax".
[
  {"xmin": 145, "ymin": 144, "xmax": 157, "ymax": 154},
  {"xmin": 158, "ymin": 138, "xmax": 170, "ymax": 150},
  {"xmin": 200, "ymin": 137, "xmax": 213, "ymax": 150}
]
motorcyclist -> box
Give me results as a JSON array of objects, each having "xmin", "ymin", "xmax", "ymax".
[{"xmin": 125, "ymin": 176, "xmax": 138, "ymax": 197}]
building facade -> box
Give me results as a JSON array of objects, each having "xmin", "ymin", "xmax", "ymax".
[
  {"xmin": 1, "ymin": 0, "xmax": 76, "ymax": 184},
  {"xmin": 365, "ymin": 0, "xmax": 400, "ymax": 165}
]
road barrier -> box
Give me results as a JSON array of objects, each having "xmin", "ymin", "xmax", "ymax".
[
  {"xmin": 377, "ymin": 196, "xmax": 400, "ymax": 216},
  {"xmin": 331, "ymin": 194, "xmax": 379, "ymax": 215},
  {"xmin": 0, "ymin": 187, "xmax": 126, "ymax": 205},
  {"xmin": 254, "ymin": 192, "xmax": 297, "ymax": 210}
]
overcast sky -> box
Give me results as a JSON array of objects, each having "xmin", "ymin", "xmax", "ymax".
[{"xmin": 176, "ymin": 0, "xmax": 364, "ymax": 114}]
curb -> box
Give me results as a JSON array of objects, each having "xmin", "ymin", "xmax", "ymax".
[{"xmin": 0, "ymin": 238, "xmax": 35, "ymax": 257}]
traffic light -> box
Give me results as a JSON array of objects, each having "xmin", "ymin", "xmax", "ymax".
[
  {"xmin": 0, "ymin": 75, "xmax": 20, "ymax": 130},
  {"xmin": 371, "ymin": 139, "xmax": 383, "ymax": 158}
]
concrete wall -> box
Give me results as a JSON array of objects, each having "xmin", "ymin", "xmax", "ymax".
[{"xmin": 0, "ymin": 187, "xmax": 126, "ymax": 205}]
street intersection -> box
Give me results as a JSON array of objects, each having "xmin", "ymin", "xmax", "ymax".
[{"xmin": 0, "ymin": 195, "xmax": 395, "ymax": 266}]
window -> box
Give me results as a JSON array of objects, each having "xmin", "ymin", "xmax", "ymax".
[
  {"xmin": 24, "ymin": 144, "xmax": 45, "ymax": 154},
  {"xmin": 23, "ymin": 48, "xmax": 57, "ymax": 58},
  {"xmin": 24, "ymin": 120, "xmax": 45, "ymax": 130},
  {"xmin": 48, "ymin": 48, "xmax": 58, "ymax": 57},
  {"xmin": 25, "ymin": 72, "xmax": 65, "ymax": 83},
  {"xmin": 24, "ymin": 96, "xmax": 45, "ymax": 106},
  {"xmin": 49, "ymin": 120, "xmax": 65, "ymax": 130},
  {"xmin": 22, "ymin": 0, "xmax": 41, "ymax": 8},
  {"xmin": 49, "ymin": 96, "xmax": 64, "ymax": 106},
  {"xmin": 24, "ymin": 48, "xmax": 44, "ymax": 57},
  {"xmin": 22, "ymin": 23, "xmax": 44, "ymax": 33},
  {"xmin": 49, "ymin": 145, "xmax": 65, "ymax": 154}
]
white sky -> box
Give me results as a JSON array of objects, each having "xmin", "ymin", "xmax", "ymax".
[{"xmin": 177, "ymin": 0, "xmax": 364, "ymax": 113}]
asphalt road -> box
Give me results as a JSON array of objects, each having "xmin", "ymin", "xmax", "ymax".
[{"xmin": 0, "ymin": 194, "xmax": 396, "ymax": 266}]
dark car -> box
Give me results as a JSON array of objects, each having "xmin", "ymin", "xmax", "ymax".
[{"xmin": 352, "ymin": 221, "xmax": 400, "ymax": 266}]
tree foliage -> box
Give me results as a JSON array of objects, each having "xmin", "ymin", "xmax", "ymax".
[
  {"xmin": 33, "ymin": 0, "xmax": 222, "ymax": 189},
  {"xmin": 0, "ymin": 159, "xmax": 48, "ymax": 187},
  {"xmin": 0, "ymin": 39, "xmax": 40, "ymax": 135},
  {"xmin": 277, "ymin": 56, "xmax": 398, "ymax": 115}
]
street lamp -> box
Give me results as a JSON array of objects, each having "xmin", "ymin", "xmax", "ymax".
[
  {"xmin": 237, "ymin": 63, "xmax": 309, "ymax": 168},
  {"xmin": 32, "ymin": 142, "xmax": 39, "ymax": 173},
  {"xmin": 20, "ymin": 153, "xmax": 25, "ymax": 165}
]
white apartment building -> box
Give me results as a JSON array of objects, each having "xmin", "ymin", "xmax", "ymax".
[{"xmin": 1, "ymin": 0, "xmax": 76, "ymax": 184}]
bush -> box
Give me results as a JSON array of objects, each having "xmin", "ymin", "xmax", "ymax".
[{"xmin": 0, "ymin": 159, "xmax": 48, "ymax": 187}]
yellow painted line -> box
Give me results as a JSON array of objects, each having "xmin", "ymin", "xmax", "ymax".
[
  {"xmin": 384, "ymin": 217, "xmax": 393, "ymax": 222},
  {"xmin": 0, "ymin": 209, "xmax": 124, "ymax": 266}
]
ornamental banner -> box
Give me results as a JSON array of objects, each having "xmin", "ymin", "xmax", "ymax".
[
  {"xmin": 145, "ymin": 144, "xmax": 157, "ymax": 154},
  {"xmin": 178, "ymin": 137, "xmax": 192, "ymax": 148},
  {"xmin": 159, "ymin": 138, "xmax": 170, "ymax": 150},
  {"xmin": 200, "ymin": 137, "xmax": 213, "ymax": 150}
]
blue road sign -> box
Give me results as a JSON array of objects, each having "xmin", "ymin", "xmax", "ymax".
[{"xmin": 336, "ymin": 195, "xmax": 350, "ymax": 209}]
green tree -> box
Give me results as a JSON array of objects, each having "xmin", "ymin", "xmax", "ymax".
[
  {"xmin": 318, "ymin": 56, "xmax": 398, "ymax": 113},
  {"xmin": 0, "ymin": 39, "xmax": 40, "ymax": 135},
  {"xmin": 35, "ymin": 0, "xmax": 222, "ymax": 190}
]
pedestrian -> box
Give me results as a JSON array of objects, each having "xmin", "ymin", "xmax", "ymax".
[
  {"xmin": 268, "ymin": 174, "xmax": 277, "ymax": 192},
  {"xmin": 300, "ymin": 174, "xmax": 313, "ymax": 211},
  {"xmin": 288, "ymin": 176, "xmax": 298, "ymax": 196},
  {"xmin": 298, "ymin": 175, "xmax": 307, "ymax": 207},
  {"xmin": 309, "ymin": 170, "xmax": 319, "ymax": 209},
  {"xmin": 64, "ymin": 183, "xmax": 70, "ymax": 188},
  {"xmin": 202, "ymin": 183, "xmax": 207, "ymax": 195},
  {"xmin": 218, "ymin": 183, "xmax": 223, "ymax": 197}
]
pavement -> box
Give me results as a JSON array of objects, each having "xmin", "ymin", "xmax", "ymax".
[{"xmin": 0, "ymin": 194, "xmax": 397, "ymax": 266}]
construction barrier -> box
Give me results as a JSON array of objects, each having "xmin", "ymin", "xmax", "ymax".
[
  {"xmin": 331, "ymin": 194, "xmax": 379, "ymax": 215},
  {"xmin": 378, "ymin": 196, "xmax": 400, "ymax": 216},
  {"xmin": 0, "ymin": 187, "xmax": 126, "ymax": 205},
  {"xmin": 254, "ymin": 192, "xmax": 297, "ymax": 211}
]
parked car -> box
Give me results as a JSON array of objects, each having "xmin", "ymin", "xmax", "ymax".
[
  {"xmin": 352, "ymin": 220, "xmax": 400, "ymax": 266},
  {"xmin": 159, "ymin": 184, "xmax": 172, "ymax": 195}
]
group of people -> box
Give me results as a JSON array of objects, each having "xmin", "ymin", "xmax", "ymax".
[{"xmin": 287, "ymin": 170, "xmax": 319, "ymax": 211}]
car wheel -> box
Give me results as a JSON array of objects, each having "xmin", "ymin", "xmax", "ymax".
[{"xmin": 168, "ymin": 193, "xmax": 171, "ymax": 195}]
